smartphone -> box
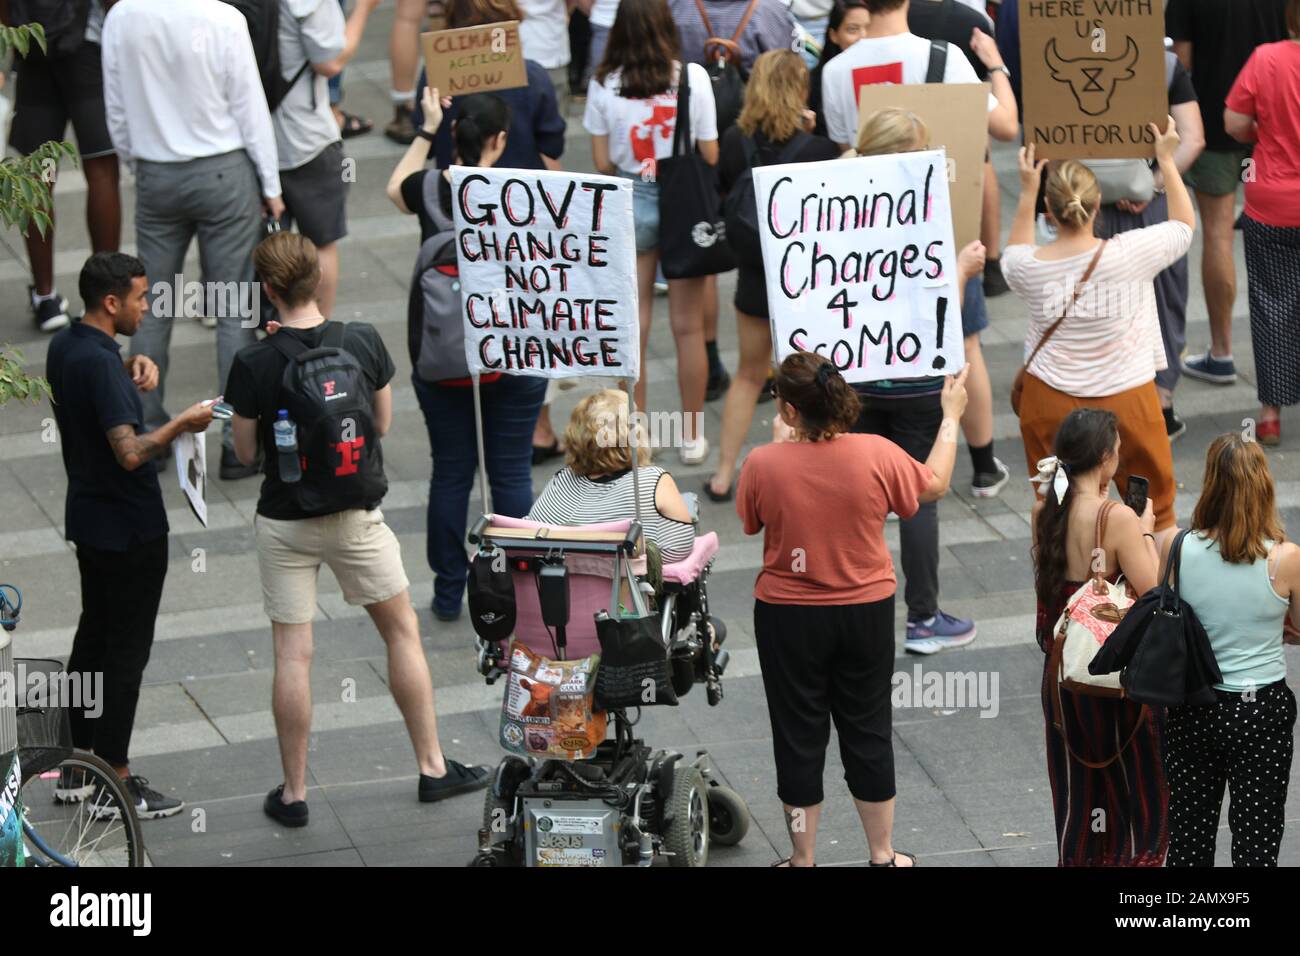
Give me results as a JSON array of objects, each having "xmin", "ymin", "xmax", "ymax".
[{"xmin": 1125, "ymin": 475, "xmax": 1150, "ymax": 515}]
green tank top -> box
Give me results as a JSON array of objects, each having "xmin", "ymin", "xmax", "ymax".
[{"xmin": 1177, "ymin": 533, "xmax": 1289, "ymax": 693}]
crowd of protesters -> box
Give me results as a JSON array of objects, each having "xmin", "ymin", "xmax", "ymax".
[{"xmin": 10, "ymin": 0, "xmax": 1300, "ymax": 867}]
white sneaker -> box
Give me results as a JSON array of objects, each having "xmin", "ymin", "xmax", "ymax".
[{"xmin": 680, "ymin": 436, "xmax": 710, "ymax": 466}]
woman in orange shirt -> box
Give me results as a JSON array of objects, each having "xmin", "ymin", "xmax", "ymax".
[{"xmin": 736, "ymin": 352, "xmax": 967, "ymax": 867}]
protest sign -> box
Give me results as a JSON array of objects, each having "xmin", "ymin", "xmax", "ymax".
[
  {"xmin": 451, "ymin": 167, "xmax": 640, "ymax": 381},
  {"xmin": 174, "ymin": 431, "xmax": 207, "ymax": 528},
  {"xmin": 857, "ymin": 82, "xmax": 989, "ymax": 249},
  {"xmin": 1020, "ymin": 0, "xmax": 1168, "ymax": 159},
  {"xmin": 753, "ymin": 150, "xmax": 965, "ymax": 383},
  {"xmin": 421, "ymin": 21, "xmax": 527, "ymax": 96}
]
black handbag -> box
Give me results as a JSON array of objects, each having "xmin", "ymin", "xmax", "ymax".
[
  {"xmin": 592, "ymin": 547, "xmax": 678, "ymax": 709},
  {"xmin": 594, "ymin": 613, "xmax": 678, "ymax": 709},
  {"xmin": 656, "ymin": 64, "xmax": 736, "ymax": 279},
  {"xmin": 1089, "ymin": 529, "xmax": 1222, "ymax": 707}
]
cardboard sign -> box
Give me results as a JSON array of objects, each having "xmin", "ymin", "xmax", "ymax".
[
  {"xmin": 451, "ymin": 167, "xmax": 640, "ymax": 381},
  {"xmin": 421, "ymin": 21, "xmax": 527, "ymax": 96},
  {"xmin": 753, "ymin": 150, "xmax": 965, "ymax": 383},
  {"xmin": 857, "ymin": 83, "xmax": 990, "ymax": 249},
  {"xmin": 1020, "ymin": 0, "xmax": 1168, "ymax": 159}
]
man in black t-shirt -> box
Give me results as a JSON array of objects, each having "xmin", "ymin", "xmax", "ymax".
[
  {"xmin": 46, "ymin": 252, "xmax": 215, "ymax": 820},
  {"xmin": 1166, "ymin": 0, "xmax": 1288, "ymax": 386},
  {"xmin": 223, "ymin": 232, "xmax": 488, "ymax": 828}
]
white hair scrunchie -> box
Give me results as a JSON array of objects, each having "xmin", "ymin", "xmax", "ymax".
[{"xmin": 1030, "ymin": 456, "xmax": 1069, "ymax": 502}]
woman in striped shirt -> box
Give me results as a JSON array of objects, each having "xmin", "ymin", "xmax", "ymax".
[
  {"xmin": 1002, "ymin": 121, "xmax": 1196, "ymax": 534},
  {"xmin": 528, "ymin": 389, "xmax": 697, "ymax": 564}
]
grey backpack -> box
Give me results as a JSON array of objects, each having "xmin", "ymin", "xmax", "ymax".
[{"xmin": 408, "ymin": 172, "xmax": 470, "ymax": 383}]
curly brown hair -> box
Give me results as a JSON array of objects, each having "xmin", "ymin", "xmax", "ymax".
[
  {"xmin": 773, "ymin": 352, "xmax": 861, "ymax": 441},
  {"xmin": 563, "ymin": 389, "xmax": 653, "ymax": 476}
]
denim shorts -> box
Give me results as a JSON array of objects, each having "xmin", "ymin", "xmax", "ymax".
[
  {"xmin": 622, "ymin": 172, "xmax": 659, "ymax": 253},
  {"xmin": 961, "ymin": 273, "xmax": 989, "ymax": 337}
]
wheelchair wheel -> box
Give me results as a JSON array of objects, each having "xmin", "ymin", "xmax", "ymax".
[
  {"xmin": 664, "ymin": 766, "xmax": 709, "ymax": 868},
  {"xmin": 20, "ymin": 752, "xmax": 145, "ymax": 867},
  {"xmin": 706, "ymin": 784, "xmax": 749, "ymax": 846}
]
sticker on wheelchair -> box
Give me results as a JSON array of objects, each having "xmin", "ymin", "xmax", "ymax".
[
  {"xmin": 536, "ymin": 845, "xmax": 607, "ymax": 867},
  {"xmin": 499, "ymin": 641, "xmax": 606, "ymax": 760}
]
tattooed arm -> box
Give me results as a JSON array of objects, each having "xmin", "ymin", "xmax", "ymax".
[{"xmin": 106, "ymin": 402, "xmax": 214, "ymax": 472}]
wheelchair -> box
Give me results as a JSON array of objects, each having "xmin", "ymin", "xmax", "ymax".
[{"xmin": 465, "ymin": 513, "xmax": 750, "ymax": 867}]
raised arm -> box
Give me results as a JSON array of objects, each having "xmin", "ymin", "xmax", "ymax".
[
  {"xmin": 918, "ymin": 367, "xmax": 969, "ymax": 503},
  {"xmin": 1152, "ymin": 115, "xmax": 1195, "ymax": 230},
  {"xmin": 387, "ymin": 87, "xmax": 446, "ymax": 213},
  {"xmin": 1109, "ymin": 503, "xmax": 1158, "ymax": 595},
  {"xmin": 1009, "ymin": 143, "xmax": 1046, "ymax": 247}
]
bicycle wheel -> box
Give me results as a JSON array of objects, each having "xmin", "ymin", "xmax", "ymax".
[{"xmin": 20, "ymin": 752, "xmax": 146, "ymax": 867}]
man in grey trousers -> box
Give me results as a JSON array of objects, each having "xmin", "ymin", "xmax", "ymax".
[{"xmin": 102, "ymin": 0, "xmax": 285, "ymax": 479}]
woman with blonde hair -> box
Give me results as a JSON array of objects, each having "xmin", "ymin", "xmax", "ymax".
[
  {"xmin": 704, "ymin": 49, "xmax": 840, "ymax": 501},
  {"xmin": 1162, "ymin": 434, "xmax": 1300, "ymax": 866},
  {"xmin": 528, "ymin": 389, "xmax": 696, "ymax": 563},
  {"xmin": 1002, "ymin": 120, "xmax": 1196, "ymax": 536}
]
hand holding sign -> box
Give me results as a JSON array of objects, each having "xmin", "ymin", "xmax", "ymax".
[
  {"xmin": 420, "ymin": 86, "xmax": 451, "ymax": 134},
  {"xmin": 940, "ymin": 365, "xmax": 970, "ymax": 422},
  {"xmin": 1018, "ymin": 143, "xmax": 1048, "ymax": 189},
  {"xmin": 1151, "ymin": 114, "xmax": 1180, "ymax": 163}
]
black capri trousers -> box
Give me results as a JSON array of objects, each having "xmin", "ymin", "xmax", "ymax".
[
  {"xmin": 1167, "ymin": 679, "xmax": 1297, "ymax": 867},
  {"xmin": 754, "ymin": 596, "xmax": 896, "ymax": 807}
]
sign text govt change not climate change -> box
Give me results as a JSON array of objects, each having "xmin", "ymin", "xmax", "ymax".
[
  {"xmin": 753, "ymin": 150, "xmax": 964, "ymax": 383},
  {"xmin": 451, "ymin": 167, "xmax": 640, "ymax": 380}
]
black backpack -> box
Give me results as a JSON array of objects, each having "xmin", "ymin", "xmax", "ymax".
[
  {"xmin": 695, "ymin": 0, "xmax": 760, "ymax": 135},
  {"xmin": 723, "ymin": 131, "xmax": 810, "ymax": 266},
  {"xmin": 267, "ymin": 324, "xmax": 388, "ymax": 515},
  {"xmin": 7, "ymin": 0, "xmax": 90, "ymax": 57},
  {"xmin": 218, "ymin": 0, "xmax": 312, "ymax": 112}
]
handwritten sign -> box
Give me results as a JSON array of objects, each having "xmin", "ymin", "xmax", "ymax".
[
  {"xmin": 174, "ymin": 431, "xmax": 207, "ymax": 528},
  {"xmin": 857, "ymin": 83, "xmax": 990, "ymax": 249},
  {"xmin": 1021, "ymin": 0, "xmax": 1168, "ymax": 159},
  {"xmin": 421, "ymin": 21, "xmax": 528, "ymax": 96},
  {"xmin": 451, "ymin": 167, "xmax": 640, "ymax": 381},
  {"xmin": 753, "ymin": 150, "xmax": 965, "ymax": 383}
]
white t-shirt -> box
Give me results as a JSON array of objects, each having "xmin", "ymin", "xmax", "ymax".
[
  {"xmin": 1001, "ymin": 222, "xmax": 1194, "ymax": 398},
  {"xmin": 274, "ymin": 0, "xmax": 345, "ymax": 170},
  {"xmin": 519, "ymin": 0, "xmax": 570, "ymax": 69},
  {"xmin": 583, "ymin": 62, "xmax": 718, "ymax": 176},
  {"xmin": 590, "ymin": 0, "xmax": 620, "ymax": 28},
  {"xmin": 820, "ymin": 32, "xmax": 996, "ymax": 146}
]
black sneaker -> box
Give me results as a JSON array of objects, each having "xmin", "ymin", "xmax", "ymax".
[
  {"xmin": 705, "ymin": 364, "xmax": 731, "ymax": 402},
  {"xmin": 983, "ymin": 259, "xmax": 1010, "ymax": 298},
  {"xmin": 264, "ymin": 784, "xmax": 309, "ymax": 828},
  {"xmin": 419, "ymin": 759, "xmax": 490, "ymax": 803},
  {"xmin": 90, "ymin": 775, "xmax": 183, "ymax": 820},
  {"xmin": 54, "ymin": 766, "xmax": 96, "ymax": 804},
  {"xmin": 219, "ymin": 447, "xmax": 259, "ymax": 480},
  {"xmin": 31, "ymin": 288, "xmax": 70, "ymax": 332},
  {"xmin": 1164, "ymin": 408, "xmax": 1187, "ymax": 442},
  {"xmin": 971, "ymin": 457, "xmax": 1011, "ymax": 498}
]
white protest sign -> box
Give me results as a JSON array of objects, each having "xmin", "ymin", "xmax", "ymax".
[
  {"xmin": 174, "ymin": 430, "xmax": 207, "ymax": 528},
  {"xmin": 753, "ymin": 149, "xmax": 965, "ymax": 383},
  {"xmin": 450, "ymin": 167, "xmax": 639, "ymax": 381}
]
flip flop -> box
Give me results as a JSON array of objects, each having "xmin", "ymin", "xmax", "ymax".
[
  {"xmin": 869, "ymin": 850, "xmax": 918, "ymax": 867},
  {"xmin": 703, "ymin": 477, "xmax": 733, "ymax": 503},
  {"xmin": 532, "ymin": 441, "xmax": 564, "ymax": 465},
  {"xmin": 337, "ymin": 110, "xmax": 373, "ymax": 139}
]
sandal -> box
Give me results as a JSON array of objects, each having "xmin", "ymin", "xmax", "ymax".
[
  {"xmin": 532, "ymin": 441, "xmax": 564, "ymax": 465},
  {"xmin": 703, "ymin": 477, "xmax": 733, "ymax": 503},
  {"xmin": 771, "ymin": 858, "xmax": 815, "ymax": 867},
  {"xmin": 869, "ymin": 850, "xmax": 917, "ymax": 867},
  {"xmin": 336, "ymin": 110, "xmax": 373, "ymax": 139}
]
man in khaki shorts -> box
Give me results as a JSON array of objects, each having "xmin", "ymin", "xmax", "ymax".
[{"xmin": 224, "ymin": 232, "xmax": 488, "ymax": 828}]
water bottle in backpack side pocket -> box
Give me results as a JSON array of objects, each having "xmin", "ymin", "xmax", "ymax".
[{"xmin": 273, "ymin": 409, "xmax": 302, "ymax": 483}]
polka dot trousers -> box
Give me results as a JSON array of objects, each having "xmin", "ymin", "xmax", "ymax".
[{"xmin": 1167, "ymin": 680, "xmax": 1297, "ymax": 867}]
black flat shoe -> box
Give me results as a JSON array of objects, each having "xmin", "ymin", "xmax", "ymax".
[
  {"xmin": 531, "ymin": 441, "xmax": 563, "ymax": 466},
  {"xmin": 419, "ymin": 759, "xmax": 490, "ymax": 803},
  {"xmin": 264, "ymin": 784, "xmax": 309, "ymax": 828},
  {"xmin": 703, "ymin": 478, "xmax": 733, "ymax": 503}
]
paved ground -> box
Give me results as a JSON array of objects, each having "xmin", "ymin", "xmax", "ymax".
[{"xmin": 3, "ymin": 10, "xmax": 1300, "ymax": 866}]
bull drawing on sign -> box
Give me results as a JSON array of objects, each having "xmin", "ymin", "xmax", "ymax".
[{"xmin": 1044, "ymin": 36, "xmax": 1140, "ymax": 116}]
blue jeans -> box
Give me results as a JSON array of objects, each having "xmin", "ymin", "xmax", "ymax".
[{"xmin": 412, "ymin": 373, "xmax": 546, "ymax": 615}]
